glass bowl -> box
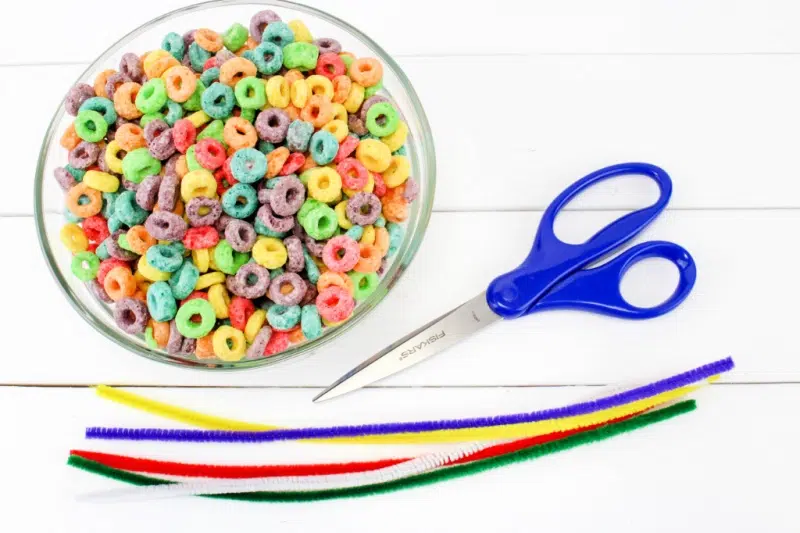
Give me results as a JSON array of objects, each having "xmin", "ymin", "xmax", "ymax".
[{"xmin": 34, "ymin": 0, "xmax": 435, "ymax": 370}]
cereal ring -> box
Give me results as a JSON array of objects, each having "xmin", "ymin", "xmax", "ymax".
[
  {"xmin": 93, "ymin": 70, "xmax": 117, "ymax": 99},
  {"xmin": 83, "ymin": 170, "xmax": 120, "ymax": 194},
  {"xmin": 343, "ymin": 83, "xmax": 365, "ymax": 114},
  {"xmin": 282, "ymin": 235, "xmax": 305, "ymax": 272},
  {"xmin": 308, "ymin": 130, "xmax": 338, "ymax": 165},
  {"xmin": 174, "ymin": 298, "xmax": 216, "ymax": 339},
  {"xmin": 353, "ymin": 242, "xmax": 382, "ymax": 273},
  {"xmin": 188, "ymin": 41, "xmax": 212, "ymax": 72},
  {"xmin": 336, "ymin": 158, "xmax": 369, "ymax": 190},
  {"xmin": 125, "ymin": 225, "xmax": 155, "ymax": 255},
  {"xmin": 87, "ymin": 279, "xmax": 114, "ymax": 303},
  {"xmin": 135, "ymin": 79, "xmax": 167, "ymax": 116},
  {"xmin": 304, "ymin": 236, "xmax": 325, "ymax": 259},
  {"xmin": 104, "ymin": 266, "xmax": 137, "ymax": 301},
  {"xmin": 233, "ymin": 76, "xmax": 266, "ymax": 110},
  {"xmin": 315, "ymin": 53, "xmax": 346, "ymax": 80},
  {"xmin": 317, "ymin": 270, "xmax": 354, "ymax": 295},
  {"xmin": 335, "ymin": 201, "xmax": 353, "ymax": 230},
  {"xmin": 215, "ymin": 48, "xmax": 236, "ymax": 66},
  {"xmin": 247, "ymin": 41, "xmax": 283, "ymax": 75},
  {"xmin": 115, "ymin": 123, "xmax": 146, "ymax": 151},
  {"xmin": 265, "ymin": 146, "xmax": 289, "ymax": 178},
  {"xmin": 349, "ymin": 58, "xmax": 383, "ymax": 87},
  {"xmin": 167, "ymin": 319, "xmax": 197, "ymax": 355},
  {"xmin": 347, "ymin": 114, "xmax": 368, "ymax": 136},
  {"xmin": 249, "ymin": 9, "xmax": 281, "ymax": 43},
  {"xmin": 365, "ymin": 102, "xmax": 400, "ymax": 137},
  {"xmin": 114, "ymin": 297, "xmax": 150, "ymax": 334},
  {"xmin": 194, "ymin": 28, "xmax": 224, "ymax": 53},
  {"xmin": 383, "ymin": 156, "xmax": 411, "ymax": 189},
  {"xmin": 82, "ymin": 215, "xmax": 110, "ymax": 245},
  {"xmin": 307, "ymin": 167, "xmax": 342, "ymax": 203},
  {"xmin": 132, "ymin": 175, "xmax": 160, "ymax": 211},
  {"xmin": 65, "ymin": 83, "xmax": 95, "ymax": 116},
  {"xmin": 224, "ymin": 218, "xmax": 257, "ymax": 252},
  {"xmin": 74, "ymin": 110, "xmax": 108, "ymax": 143},
  {"xmin": 185, "ymin": 196, "xmax": 222, "ymax": 227},
  {"xmin": 228, "ymin": 296, "xmax": 255, "ymax": 330},
  {"xmin": 163, "ymin": 65, "xmax": 196, "ymax": 103},
  {"xmin": 322, "ymin": 235, "xmax": 360, "ymax": 272},
  {"xmin": 155, "ymin": 174, "xmax": 179, "ymax": 213},
  {"xmin": 305, "ymin": 74, "xmax": 334, "ymax": 100},
  {"xmin": 122, "ymin": 147, "xmax": 161, "ymax": 184},
  {"xmin": 266, "ymin": 75, "xmax": 290, "ymax": 108},
  {"xmin": 300, "ymin": 94, "xmax": 333, "ymax": 129},
  {"xmin": 221, "ymin": 183, "xmax": 259, "ymax": 218},
  {"xmin": 212, "ymin": 325, "xmax": 246, "ymax": 361},
  {"xmin": 263, "ymin": 21, "xmax": 294, "ymax": 48},
  {"xmin": 113, "ymin": 82, "xmax": 143, "ymax": 120},
  {"xmin": 290, "ymin": 79, "xmax": 309, "ymax": 108},
  {"xmin": 59, "ymin": 223, "xmax": 88, "ymax": 255},
  {"xmin": 68, "ymin": 141, "xmax": 100, "ymax": 170},
  {"xmin": 147, "ymin": 281, "xmax": 178, "ymax": 322},
  {"xmin": 252, "ymin": 236, "xmax": 288, "ymax": 269},
  {"xmin": 145, "ymin": 211, "xmax": 187, "ymax": 241},
  {"xmin": 113, "ymin": 190, "xmax": 147, "ymax": 225},
  {"xmin": 229, "ymin": 147, "xmax": 266, "ymax": 183},
  {"xmin": 219, "ymin": 57, "xmax": 257, "ymax": 87},
  {"xmin": 162, "ymin": 32, "xmax": 185, "ymax": 61},
  {"xmin": 315, "ymin": 285, "xmax": 355, "ymax": 323},
  {"xmin": 286, "ymin": 119, "xmax": 314, "ymax": 152},
  {"xmin": 266, "ymin": 304, "xmax": 301, "ymax": 330},
  {"xmin": 227, "ymin": 262, "xmax": 270, "ymax": 298},
  {"xmin": 213, "ymin": 239, "xmax": 249, "ymax": 275},
  {"xmin": 331, "ymin": 75, "xmax": 352, "ymax": 105},
  {"xmin": 255, "ymin": 108, "xmax": 290, "ymax": 143},
  {"xmin": 181, "ymin": 169, "xmax": 217, "ymax": 202},
  {"xmin": 146, "ymin": 243, "xmax": 183, "ymax": 273},
  {"xmin": 268, "ymin": 272, "xmax": 307, "ymax": 306},
  {"xmin": 256, "ymin": 202, "xmax": 295, "ymax": 234},
  {"xmin": 66, "ymin": 182, "xmax": 103, "ymax": 218},
  {"xmin": 346, "ymin": 192, "xmax": 381, "ymax": 225},
  {"xmin": 54, "ymin": 167, "xmax": 78, "ymax": 191},
  {"xmin": 246, "ymin": 326, "xmax": 272, "ymax": 359},
  {"xmin": 201, "ymin": 82, "xmax": 236, "ymax": 119},
  {"xmin": 358, "ymin": 95, "xmax": 389, "ymax": 123},
  {"xmin": 302, "ymin": 204, "xmax": 338, "ymax": 240},
  {"xmin": 349, "ymin": 271, "xmax": 379, "ymax": 301},
  {"xmin": 80, "ymin": 96, "xmax": 117, "ymax": 126},
  {"xmin": 313, "ymin": 37, "xmax": 342, "ymax": 55},
  {"xmin": 269, "ymin": 175, "xmax": 305, "ymax": 216},
  {"xmin": 97, "ymin": 258, "xmax": 130, "ymax": 286},
  {"xmin": 222, "ymin": 116, "xmax": 258, "ymax": 151},
  {"xmin": 193, "ymin": 138, "xmax": 225, "ymax": 170},
  {"xmin": 321, "ymin": 119, "xmax": 348, "ymax": 143},
  {"xmin": 222, "ymin": 22, "xmax": 248, "ymax": 52},
  {"xmin": 119, "ymin": 53, "xmax": 145, "ymax": 84},
  {"xmin": 355, "ymin": 138, "xmax": 391, "ymax": 172},
  {"xmin": 280, "ymin": 153, "xmax": 305, "ymax": 176}
]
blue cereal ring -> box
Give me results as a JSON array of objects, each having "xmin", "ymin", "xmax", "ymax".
[
  {"xmin": 161, "ymin": 32, "xmax": 185, "ymax": 61},
  {"xmin": 146, "ymin": 244, "xmax": 184, "ymax": 273},
  {"xmin": 169, "ymin": 259, "xmax": 200, "ymax": 300},
  {"xmin": 201, "ymin": 82, "xmax": 235, "ymax": 120},
  {"xmin": 262, "ymin": 22, "xmax": 295, "ymax": 48},
  {"xmin": 163, "ymin": 100, "xmax": 184, "ymax": 126},
  {"xmin": 114, "ymin": 190, "xmax": 148, "ymax": 226},
  {"xmin": 345, "ymin": 225, "xmax": 364, "ymax": 241},
  {"xmin": 64, "ymin": 208, "xmax": 82, "ymax": 224},
  {"xmin": 387, "ymin": 222, "xmax": 404, "ymax": 257},
  {"xmin": 199, "ymin": 67, "xmax": 220, "ymax": 88},
  {"xmin": 65, "ymin": 164, "xmax": 86, "ymax": 181},
  {"xmin": 188, "ymin": 41, "xmax": 212, "ymax": 72},
  {"xmin": 230, "ymin": 148, "xmax": 267, "ymax": 183},
  {"xmin": 267, "ymin": 304, "xmax": 301, "ymax": 330},
  {"xmin": 222, "ymin": 183, "xmax": 259, "ymax": 218},
  {"xmin": 102, "ymin": 192, "xmax": 117, "ymax": 218},
  {"xmin": 300, "ymin": 304, "xmax": 322, "ymax": 340},
  {"xmin": 96, "ymin": 240, "xmax": 110, "ymax": 259},
  {"xmin": 107, "ymin": 214, "xmax": 125, "ymax": 233},
  {"xmin": 245, "ymin": 42, "xmax": 283, "ymax": 75},
  {"xmin": 269, "ymin": 267, "xmax": 284, "ymax": 280},
  {"xmin": 79, "ymin": 97, "xmax": 117, "ymax": 125},
  {"xmin": 309, "ymin": 130, "xmax": 339, "ymax": 165},
  {"xmin": 303, "ymin": 249, "xmax": 320, "ymax": 284},
  {"xmin": 374, "ymin": 216, "xmax": 386, "ymax": 228},
  {"xmin": 146, "ymin": 281, "xmax": 178, "ymax": 322},
  {"xmin": 286, "ymin": 120, "xmax": 314, "ymax": 152},
  {"xmin": 257, "ymin": 140, "xmax": 276, "ymax": 154}
]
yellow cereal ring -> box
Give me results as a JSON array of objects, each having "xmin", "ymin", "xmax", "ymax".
[
  {"xmin": 186, "ymin": 110, "xmax": 211, "ymax": 128},
  {"xmin": 104, "ymin": 140, "xmax": 125, "ymax": 174},
  {"xmin": 305, "ymin": 75, "xmax": 334, "ymax": 100},
  {"xmin": 360, "ymin": 225, "xmax": 376, "ymax": 245},
  {"xmin": 212, "ymin": 325, "xmax": 246, "ymax": 361},
  {"xmin": 244, "ymin": 309, "xmax": 267, "ymax": 343},
  {"xmin": 137, "ymin": 256, "xmax": 172, "ymax": 282},
  {"xmin": 252, "ymin": 237, "xmax": 287, "ymax": 269},
  {"xmin": 266, "ymin": 76, "xmax": 290, "ymax": 108},
  {"xmin": 382, "ymin": 155, "xmax": 410, "ymax": 188},
  {"xmin": 208, "ymin": 283, "xmax": 231, "ymax": 319},
  {"xmin": 331, "ymin": 102, "xmax": 348, "ymax": 122},
  {"xmin": 60, "ymin": 223, "xmax": 88, "ymax": 253},
  {"xmin": 334, "ymin": 200, "xmax": 352, "ymax": 229},
  {"xmin": 355, "ymin": 139, "xmax": 392, "ymax": 172},
  {"xmin": 322, "ymin": 119, "xmax": 348, "ymax": 143},
  {"xmin": 83, "ymin": 170, "xmax": 120, "ymax": 193},
  {"xmin": 343, "ymin": 83, "xmax": 365, "ymax": 113},
  {"xmin": 195, "ymin": 272, "xmax": 226, "ymax": 290},
  {"xmin": 288, "ymin": 20, "xmax": 313, "ymax": 43},
  {"xmin": 307, "ymin": 167, "xmax": 343, "ymax": 203},
  {"xmin": 191, "ymin": 248, "xmax": 210, "ymax": 273},
  {"xmin": 381, "ymin": 121, "xmax": 408, "ymax": 152},
  {"xmin": 290, "ymin": 79, "xmax": 309, "ymax": 108},
  {"xmin": 181, "ymin": 169, "xmax": 217, "ymax": 202}
]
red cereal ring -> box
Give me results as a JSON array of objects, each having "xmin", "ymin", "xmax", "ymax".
[
  {"xmin": 372, "ymin": 171, "xmax": 387, "ymax": 198},
  {"xmin": 203, "ymin": 57, "xmax": 217, "ymax": 71},
  {"xmin": 97, "ymin": 258, "xmax": 131, "ymax": 285},
  {"xmin": 172, "ymin": 119, "xmax": 196, "ymax": 154},
  {"xmin": 315, "ymin": 52, "xmax": 346, "ymax": 80},
  {"xmin": 181, "ymin": 290, "xmax": 209, "ymax": 306},
  {"xmin": 316, "ymin": 286, "xmax": 355, "ymax": 323},
  {"xmin": 228, "ymin": 296, "xmax": 255, "ymax": 331},
  {"xmin": 279, "ymin": 152, "xmax": 305, "ymax": 176},
  {"xmin": 336, "ymin": 158, "xmax": 369, "ymax": 190},
  {"xmin": 194, "ymin": 138, "xmax": 227, "ymax": 170},
  {"xmin": 183, "ymin": 226, "xmax": 220, "ymax": 250},
  {"xmin": 213, "ymin": 167, "xmax": 238, "ymax": 195},
  {"xmin": 334, "ymin": 135, "xmax": 359, "ymax": 163},
  {"xmin": 82, "ymin": 215, "xmax": 110, "ymax": 243},
  {"xmin": 264, "ymin": 330, "xmax": 290, "ymax": 356}
]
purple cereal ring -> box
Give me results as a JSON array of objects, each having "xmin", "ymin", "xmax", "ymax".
[
  {"xmin": 186, "ymin": 197, "xmax": 222, "ymax": 227},
  {"xmin": 346, "ymin": 192, "xmax": 382, "ymax": 225},
  {"xmin": 145, "ymin": 211, "xmax": 187, "ymax": 241},
  {"xmin": 167, "ymin": 320, "xmax": 196, "ymax": 355},
  {"xmin": 120, "ymin": 53, "xmax": 145, "ymax": 84},
  {"xmin": 300, "ymin": 280, "xmax": 318, "ymax": 306},
  {"xmin": 249, "ymin": 10, "xmax": 281, "ymax": 43},
  {"xmin": 283, "ymin": 236, "xmax": 305, "ymax": 272},
  {"xmin": 65, "ymin": 83, "xmax": 95, "ymax": 116},
  {"xmin": 181, "ymin": 54, "xmax": 193, "ymax": 68},
  {"xmin": 258, "ymin": 187, "xmax": 272, "ymax": 204},
  {"xmin": 157, "ymin": 174, "xmax": 179, "ymax": 211},
  {"xmin": 348, "ymin": 114, "xmax": 368, "ymax": 137},
  {"xmin": 246, "ymin": 326, "xmax": 272, "ymax": 359},
  {"xmin": 224, "ymin": 219, "xmax": 257, "ymax": 252},
  {"xmin": 87, "ymin": 279, "xmax": 114, "ymax": 304},
  {"xmin": 403, "ymin": 177, "xmax": 419, "ymax": 202},
  {"xmin": 113, "ymin": 297, "xmax": 150, "ymax": 334},
  {"xmin": 215, "ymin": 214, "xmax": 234, "ymax": 234},
  {"xmin": 227, "ymin": 262, "xmax": 270, "ymax": 299},
  {"xmin": 255, "ymin": 108, "xmax": 290, "ymax": 143},
  {"xmin": 182, "ymin": 30, "xmax": 196, "ymax": 49},
  {"xmin": 121, "ymin": 176, "xmax": 139, "ymax": 191},
  {"xmin": 359, "ymin": 95, "xmax": 390, "ymax": 123},
  {"xmin": 148, "ymin": 129, "xmax": 177, "ymax": 160},
  {"xmin": 257, "ymin": 203, "xmax": 295, "ymax": 233},
  {"xmin": 135, "ymin": 175, "xmax": 162, "ymax": 211},
  {"xmin": 96, "ymin": 148, "xmax": 112, "ymax": 172},
  {"xmin": 313, "ymin": 37, "xmax": 342, "ymax": 55},
  {"xmin": 164, "ymin": 154, "xmax": 180, "ymax": 177},
  {"xmin": 215, "ymin": 49, "xmax": 236, "ymax": 67},
  {"xmin": 305, "ymin": 236, "xmax": 325, "ymax": 258},
  {"xmin": 292, "ymin": 222, "xmax": 307, "ymax": 240},
  {"xmin": 106, "ymin": 230, "xmax": 138, "ymax": 261},
  {"xmin": 54, "ymin": 167, "xmax": 77, "ymax": 191},
  {"xmin": 269, "ymin": 175, "xmax": 305, "ymax": 216},
  {"xmin": 268, "ymin": 272, "xmax": 307, "ymax": 306},
  {"xmin": 68, "ymin": 141, "xmax": 100, "ymax": 170},
  {"xmin": 377, "ymin": 257, "xmax": 389, "ymax": 276},
  {"xmin": 105, "ymin": 72, "xmax": 131, "ymax": 100},
  {"xmin": 144, "ymin": 119, "xmax": 169, "ymax": 144}
]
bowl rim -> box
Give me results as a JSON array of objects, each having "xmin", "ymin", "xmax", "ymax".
[{"xmin": 34, "ymin": 0, "xmax": 436, "ymax": 371}]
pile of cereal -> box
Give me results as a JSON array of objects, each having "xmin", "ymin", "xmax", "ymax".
[{"xmin": 55, "ymin": 10, "xmax": 418, "ymax": 362}]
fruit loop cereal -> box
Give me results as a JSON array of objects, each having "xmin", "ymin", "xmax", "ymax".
[{"xmin": 55, "ymin": 10, "xmax": 416, "ymax": 362}]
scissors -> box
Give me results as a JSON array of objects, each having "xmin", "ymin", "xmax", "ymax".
[{"xmin": 313, "ymin": 162, "xmax": 697, "ymax": 403}]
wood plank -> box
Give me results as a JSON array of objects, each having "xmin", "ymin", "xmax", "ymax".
[
  {"xmin": 0, "ymin": 384, "xmax": 796, "ymax": 532},
  {"xmin": 5, "ymin": 210, "xmax": 796, "ymax": 386},
  {"xmin": 6, "ymin": 0, "xmax": 800, "ymax": 65},
  {"xmin": 15, "ymin": 54, "xmax": 800, "ymax": 216}
]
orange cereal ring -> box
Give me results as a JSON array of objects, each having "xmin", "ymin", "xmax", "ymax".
[
  {"xmin": 132, "ymin": 289, "xmax": 148, "ymax": 303},
  {"xmin": 349, "ymin": 58, "xmax": 383, "ymax": 87},
  {"xmin": 300, "ymin": 156, "xmax": 318, "ymax": 172},
  {"xmin": 113, "ymin": 82, "xmax": 143, "ymax": 120},
  {"xmin": 382, "ymin": 196, "xmax": 409, "ymax": 223},
  {"xmin": 145, "ymin": 56, "xmax": 179, "ymax": 80},
  {"xmin": 195, "ymin": 333, "xmax": 216, "ymax": 359},
  {"xmin": 223, "ymin": 117, "xmax": 258, "ymax": 150},
  {"xmin": 175, "ymin": 154, "xmax": 189, "ymax": 177},
  {"xmin": 266, "ymin": 146, "xmax": 290, "ymax": 178},
  {"xmin": 300, "ymin": 94, "xmax": 334, "ymax": 129},
  {"xmin": 332, "ymin": 75, "xmax": 352, "ymax": 104},
  {"xmin": 284, "ymin": 104, "xmax": 301, "ymax": 121},
  {"xmin": 150, "ymin": 320, "xmax": 170, "ymax": 348},
  {"xmin": 284, "ymin": 69, "xmax": 304, "ymax": 86},
  {"xmin": 163, "ymin": 66, "xmax": 197, "ymax": 103},
  {"xmin": 104, "ymin": 266, "xmax": 137, "ymax": 301},
  {"xmin": 127, "ymin": 225, "xmax": 156, "ymax": 254},
  {"xmin": 154, "ymin": 198, "xmax": 185, "ymax": 216},
  {"xmin": 288, "ymin": 327, "xmax": 305, "ymax": 344},
  {"xmin": 374, "ymin": 226, "xmax": 390, "ymax": 257},
  {"xmin": 219, "ymin": 57, "xmax": 257, "ymax": 87},
  {"xmin": 60, "ymin": 123, "xmax": 81, "ymax": 151},
  {"xmin": 317, "ymin": 271, "xmax": 354, "ymax": 295},
  {"xmin": 115, "ymin": 123, "xmax": 146, "ymax": 151},
  {"xmin": 235, "ymin": 37, "xmax": 258, "ymax": 56},
  {"xmin": 66, "ymin": 182, "xmax": 103, "ymax": 218},
  {"xmin": 194, "ymin": 28, "xmax": 224, "ymax": 52},
  {"xmin": 353, "ymin": 243, "xmax": 382, "ymax": 273},
  {"xmin": 93, "ymin": 69, "xmax": 117, "ymax": 99}
]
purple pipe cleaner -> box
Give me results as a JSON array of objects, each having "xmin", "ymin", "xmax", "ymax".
[{"xmin": 86, "ymin": 357, "xmax": 733, "ymax": 443}]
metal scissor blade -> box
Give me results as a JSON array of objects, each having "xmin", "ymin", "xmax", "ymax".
[{"xmin": 313, "ymin": 292, "xmax": 501, "ymax": 403}]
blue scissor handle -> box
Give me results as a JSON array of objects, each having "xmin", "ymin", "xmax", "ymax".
[
  {"xmin": 532, "ymin": 241, "xmax": 696, "ymax": 318},
  {"xmin": 486, "ymin": 162, "xmax": 675, "ymax": 319}
]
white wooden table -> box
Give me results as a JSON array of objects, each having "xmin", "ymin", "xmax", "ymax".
[{"xmin": 3, "ymin": 1, "xmax": 799, "ymax": 530}]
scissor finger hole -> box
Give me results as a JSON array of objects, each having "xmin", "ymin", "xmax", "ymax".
[{"xmin": 619, "ymin": 257, "xmax": 680, "ymax": 308}]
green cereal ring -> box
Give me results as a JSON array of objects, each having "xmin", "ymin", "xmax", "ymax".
[
  {"xmin": 144, "ymin": 326, "xmax": 158, "ymax": 349},
  {"xmin": 146, "ymin": 244, "xmax": 184, "ymax": 273},
  {"xmin": 65, "ymin": 164, "xmax": 86, "ymax": 181},
  {"xmin": 223, "ymin": 22, "xmax": 249, "ymax": 51},
  {"xmin": 303, "ymin": 249, "xmax": 320, "ymax": 284},
  {"xmin": 200, "ymin": 67, "xmax": 220, "ymax": 88},
  {"xmin": 183, "ymin": 80, "xmax": 206, "ymax": 111},
  {"xmin": 222, "ymin": 183, "xmax": 258, "ymax": 218},
  {"xmin": 74, "ymin": 110, "xmax": 108, "ymax": 142},
  {"xmin": 254, "ymin": 217, "xmax": 289, "ymax": 238},
  {"xmin": 136, "ymin": 78, "xmax": 168, "ymax": 114},
  {"xmin": 302, "ymin": 204, "xmax": 337, "ymax": 240},
  {"xmin": 163, "ymin": 101, "xmax": 184, "ymax": 126},
  {"xmin": 234, "ymin": 77, "xmax": 267, "ymax": 110},
  {"xmin": 169, "ymin": 259, "xmax": 200, "ymax": 300},
  {"xmin": 282, "ymin": 42, "xmax": 319, "ymax": 71},
  {"xmin": 240, "ymin": 107, "xmax": 256, "ymax": 123},
  {"xmin": 118, "ymin": 233, "xmax": 135, "ymax": 252},
  {"xmin": 140, "ymin": 112, "xmax": 165, "ymax": 127},
  {"xmin": 349, "ymin": 271, "xmax": 379, "ymax": 301},
  {"xmin": 96, "ymin": 240, "xmax": 110, "ymax": 260},
  {"xmin": 146, "ymin": 281, "xmax": 178, "ymax": 322},
  {"xmin": 189, "ymin": 41, "xmax": 212, "ymax": 72},
  {"xmin": 175, "ymin": 298, "xmax": 216, "ymax": 338},
  {"xmin": 122, "ymin": 148, "xmax": 161, "ymax": 184},
  {"xmin": 214, "ymin": 239, "xmax": 250, "ymax": 275},
  {"xmin": 201, "ymin": 82, "xmax": 236, "ymax": 120},
  {"xmin": 340, "ymin": 54, "xmax": 354, "ymax": 72},
  {"xmin": 71, "ymin": 251, "xmax": 100, "ymax": 281},
  {"xmin": 300, "ymin": 304, "xmax": 322, "ymax": 340},
  {"xmin": 79, "ymin": 97, "xmax": 117, "ymax": 125},
  {"xmin": 114, "ymin": 190, "xmax": 148, "ymax": 226},
  {"xmin": 186, "ymin": 145, "xmax": 202, "ymax": 172},
  {"xmin": 297, "ymin": 198, "xmax": 324, "ymax": 226},
  {"xmin": 365, "ymin": 102, "xmax": 399, "ymax": 137},
  {"xmin": 196, "ymin": 119, "xmax": 225, "ymax": 145},
  {"xmin": 364, "ymin": 78, "xmax": 383, "ymax": 99}
]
